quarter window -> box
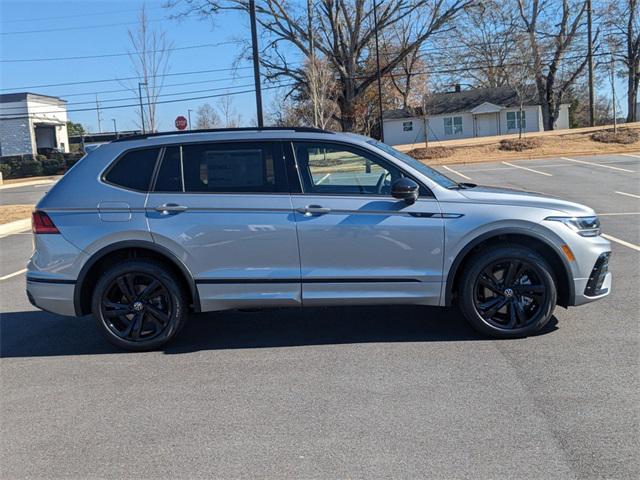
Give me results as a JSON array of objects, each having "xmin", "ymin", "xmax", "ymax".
[
  {"xmin": 507, "ymin": 111, "xmax": 526, "ymax": 130},
  {"xmin": 105, "ymin": 148, "xmax": 159, "ymax": 191},
  {"xmin": 403, "ymin": 121, "xmax": 413, "ymax": 131},
  {"xmin": 293, "ymin": 142, "xmax": 404, "ymax": 196},
  {"xmin": 444, "ymin": 116, "xmax": 463, "ymax": 135}
]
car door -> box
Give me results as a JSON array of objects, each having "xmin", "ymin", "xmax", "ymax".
[
  {"xmin": 288, "ymin": 140, "xmax": 445, "ymax": 306},
  {"xmin": 146, "ymin": 140, "xmax": 301, "ymax": 311}
]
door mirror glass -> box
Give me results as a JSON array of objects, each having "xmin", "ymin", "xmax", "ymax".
[{"xmin": 391, "ymin": 177, "xmax": 419, "ymax": 204}]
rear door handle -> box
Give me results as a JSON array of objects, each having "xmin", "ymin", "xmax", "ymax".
[
  {"xmin": 154, "ymin": 203, "xmax": 188, "ymax": 214},
  {"xmin": 296, "ymin": 205, "xmax": 331, "ymax": 216}
]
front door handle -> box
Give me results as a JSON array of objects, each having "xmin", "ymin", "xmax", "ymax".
[
  {"xmin": 154, "ymin": 203, "xmax": 188, "ymax": 214},
  {"xmin": 296, "ymin": 205, "xmax": 331, "ymax": 216}
]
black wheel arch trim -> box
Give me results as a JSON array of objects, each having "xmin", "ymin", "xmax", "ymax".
[
  {"xmin": 444, "ymin": 227, "xmax": 575, "ymax": 307},
  {"xmin": 73, "ymin": 240, "xmax": 201, "ymax": 316}
]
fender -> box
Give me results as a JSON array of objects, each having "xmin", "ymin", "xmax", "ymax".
[
  {"xmin": 73, "ymin": 240, "xmax": 200, "ymax": 315},
  {"xmin": 444, "ymin": 226, "xmax": 575, "ymax": 306}
]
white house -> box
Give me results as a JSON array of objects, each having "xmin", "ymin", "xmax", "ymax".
[
  {"xmin": 0, "ymin": 92, "xmax": 70, "ymax": 156},
  {"xmin": 382, "ymin": 86, "xmax": 570, "ymax": 146}
]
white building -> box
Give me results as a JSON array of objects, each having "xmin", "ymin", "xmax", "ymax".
[
  {"xmin": 383, "ymin": 86, "xmax": 570, "ymax": 146},
  {"xmin": 0, "ymin": 93, "xmax": 70, "ymax": 156}
]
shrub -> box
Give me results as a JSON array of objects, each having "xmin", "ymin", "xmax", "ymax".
[
  {"xmin": 591, "ymin": 129, "xmax": 639, "ymax": 144},
  {"xmin": 16, "ymin": 160, "xmax": 43, "ymax": 177},
  {"xmin": 0, "ymin": 164, "xmax": 11, "ymax": 179},
  {"xmin": 42, "ymin": 159, "xmax": 62, "ymax": 176},
  {"xmin": 406, "ymin": 146, "xmax": 454, "ymax": 160},
  {"xmin": 63, "ymin": 153, "xmax": 83, "ymax": 170},
  {"xmin": 499, "ymin": 138, "xmax": 542, "ymax": 151}
]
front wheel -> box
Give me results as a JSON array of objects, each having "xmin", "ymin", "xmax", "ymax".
[
  {"xmin": 458, "ymin": 246, "xmax": 557, "ymax": 338},
  {"xmin": 91, "ymin": 260, "xmax": 187, "ymax": 351}
]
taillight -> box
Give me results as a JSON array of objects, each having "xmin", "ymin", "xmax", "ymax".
[{"xmin": 32, "ymin": 211, "xmax": 60, "ymax": 234}]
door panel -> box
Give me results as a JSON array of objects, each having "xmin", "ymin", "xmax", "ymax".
[{"xmin": 146, "ymin": 142, "xmax": 301, "ymax": 311}]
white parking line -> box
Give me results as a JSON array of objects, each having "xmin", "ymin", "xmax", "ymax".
[
  {"xmin": 442, "ymin": 165, "xmax": 471, "ymax": 180},
  {"xmin": 620, "ymin": 153, "xmax": 640, "ymax": 159},
  {"xmin": 0, "ymin": 268, "xmax": 27, "ymax": 281},
  {"xmin": 501, "ymin": 161, "xmax": 552, "ymax": 176},
  {"xmin": 601, "ymin": 234, "xmax": 640, "ymax": 252},
  {"xmin": 561, "ymin": 157, "xmax": 635, "ymax": 173},
  {"xmin": 598, "ymin": 212, "xmax": 640, "ymax": 216},
  {"xmin": 614, "ymin": 191, "xmax": 640, "ymax": 200}
]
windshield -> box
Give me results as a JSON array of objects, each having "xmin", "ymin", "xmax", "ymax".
[{"xmin": 367, "ymin": 140, "xmax": 459, "ymax": 189}]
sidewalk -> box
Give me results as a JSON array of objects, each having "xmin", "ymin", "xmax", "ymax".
[{"xmin": 0, "ymin": 175, "xmax": 60, "ymax": 190}]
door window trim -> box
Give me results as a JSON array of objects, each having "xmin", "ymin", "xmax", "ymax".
[{"xmin": 288, "ymin": 140, "xmax": 433, "ymax": 198}]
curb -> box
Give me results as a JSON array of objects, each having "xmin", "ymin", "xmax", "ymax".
[
  {"xmin": 0, "ymin": 179, "xmax": 56, "ymax": 191},
  {"xmin": 0, "ymin": 218, "xmax": 31, "ymax": 237}
]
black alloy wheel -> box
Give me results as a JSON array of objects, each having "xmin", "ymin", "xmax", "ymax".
[
  {"xmin": 92, "ymin": 260, "xmax": 187, "ymax": 350},
  {"xmin": 459, "ymin": 246, "xmax": 557, "ymax": 338}
]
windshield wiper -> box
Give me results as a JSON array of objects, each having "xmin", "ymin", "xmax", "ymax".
[{"xmin": 448, "ymin": 182, "xmax": 477, "ymax": 190}]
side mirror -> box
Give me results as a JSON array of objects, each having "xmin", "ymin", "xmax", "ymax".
[{"xmin": 391, "ymin": 177, "xmax": 419, "ymax": 205}]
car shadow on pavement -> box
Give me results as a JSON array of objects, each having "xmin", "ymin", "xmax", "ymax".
[{"xmin": 0, "ymin": 306, "xmax": 558, "ymax": 358}]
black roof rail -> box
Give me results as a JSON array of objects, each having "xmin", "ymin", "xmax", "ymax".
[{"xmin": 111, "ymin": 126, "xmax": 333, "ymax": 142}]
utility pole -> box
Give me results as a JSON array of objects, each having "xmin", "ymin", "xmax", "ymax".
[
  {"xmin": 373, "ymin": 0, "xmax": 384, "ymax": 141},
  {"xmin": 111, "ymin": 118, "xmax": 117, "ymax": 138},
  {"xmin": 307, "ymin": 0, "xmax": 319, "ymax": 127},
  {"xmin": 610, "ymin": 52, "xmax": 617, "ymax": 133},
  {"xmin": 95, "ymin": 94, "xmax": 102, "ymax": 133},
  {"xmin": 249, "ymin": 0, "xmax": 264, "ymax": 127},
  {"xmin": 188, "ymin": 109, "xmax": 193, "ymax": 130},
  {"xmin": 138, "ymin": 82, "xmax": 147, "ymax": 134},
  {"xmin": 587, "ymin": 0, "xmax": 595, "ymax": 126}
]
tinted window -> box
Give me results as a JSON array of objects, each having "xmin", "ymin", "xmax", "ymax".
[
  {"xmin": 181, "ymin": 142, "xmax": 285, "ymax": 193},
  {"xmin": 294, "ymin": 142, "xmax": 405, "ymax": 196},
  {"xmin": 154, "ymin": 146, "xmax": 182, "ymax": 192},
  {"xmin": 105, "ymin": 148, "xmax": 159, "ymax": 191}
]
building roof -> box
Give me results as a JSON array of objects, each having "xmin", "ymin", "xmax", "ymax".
[
  {"xmin": 383, "ymin": 86, "xmax": 540, "ymax": 119},
  {"xmin": 0, "ymin": 92, "xmax": 67, "ymax": 105}
]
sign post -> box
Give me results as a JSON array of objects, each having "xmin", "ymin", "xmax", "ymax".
[{"xmin": 175, "ymin": 115, "xmax": 188, "ymax": 131}]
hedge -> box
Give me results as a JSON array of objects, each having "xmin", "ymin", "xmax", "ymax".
[{"xmin": 0, "ymin": 153, "xmax": 83, "ymax": 180}]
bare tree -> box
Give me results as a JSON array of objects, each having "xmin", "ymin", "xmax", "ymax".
[
  {"xmin": 195, "ymin": 103, "xmax": 221, "ymax": 128},
  {"xmin": 306, "ymin": 56, "xmax": 338, "ymax": 129},
  {"xmin": 126, "ymin": 5, "xmax": 173, "ymax": 132},
  {"xmin": 167, "ymin": 0, "xmax": 472, "ymax": 132},
  {"xmin": 517, "ymin": 0, "xmax": 592, "ymax": 130},
  {"xmin": 217, "ymin": 95, "xmax": 242, "ymax": 127},
  {"xmin": 603, "ymin": 0, "xmax": 639, "ymax": 122}
]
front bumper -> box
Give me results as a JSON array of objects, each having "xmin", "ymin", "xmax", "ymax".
[{"xmin": 570, "ymin": 247, "xmax": 612, "ymax": 306}]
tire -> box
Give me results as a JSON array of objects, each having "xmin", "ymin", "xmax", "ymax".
[
  {"xmin": 458, "ymin": 246, "xmax": 557, "ymax": 338},
  {"xmin": 91, "ymin": 260, "xmax": 188, "ymax": 351}
]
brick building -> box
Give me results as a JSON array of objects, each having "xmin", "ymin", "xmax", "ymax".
[{"xmin": 0, "ymin": 93, "xmax": 70, "ymax": 156}]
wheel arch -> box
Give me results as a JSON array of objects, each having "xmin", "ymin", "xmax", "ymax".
[
  {"xmin": 445, "ymin": 228, "xmax": 574, "ymax": 308},
  {"xmin": 74, "ymin": 240, "xmax": 200, "ymax": 316}
]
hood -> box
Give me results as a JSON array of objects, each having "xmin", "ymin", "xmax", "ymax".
[{"xmin": 456, "ymin": 185, "xmax": 596, "ymax": 216}]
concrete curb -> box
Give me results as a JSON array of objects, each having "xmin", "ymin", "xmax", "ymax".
[
  {"xmin": 0, "ymin": 218, "xmax": 31, "ymax": 237},
  {"xmin": 0, "ymin": 179, "xmax": 57, "ymax": 190}
]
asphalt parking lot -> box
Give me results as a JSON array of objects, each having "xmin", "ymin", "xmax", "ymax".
[{"xmin": 1, "ymin": 153, "xmax": 639, "ymax": 479}]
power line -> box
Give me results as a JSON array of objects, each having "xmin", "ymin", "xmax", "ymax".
[
  {"xmin": 0, "ymin": 17, "xmax": 165, "ymax": 36},
  {"xmin": 0, "ymin": 42, "xmax": 241, "ymax": 63},
  {"xmin": 0, "ymin": 6, "xmax": 164, "ymax": 24}
]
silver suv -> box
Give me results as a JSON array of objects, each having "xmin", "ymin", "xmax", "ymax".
[{"xmin": 27, "ymin": 128, "xmax": 612, "ymax": 350}]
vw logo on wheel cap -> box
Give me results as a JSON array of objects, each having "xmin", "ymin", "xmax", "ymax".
[
  {"xmin": 503, "ymin": 288, "xmax": 514, "ymax": 298},
  {"xmin": 132, "ymin": 301, "xmax": 144, "ymax": 312}
]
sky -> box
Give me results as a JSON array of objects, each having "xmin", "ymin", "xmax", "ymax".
[
  {"xmin": 0, "ymin": 0, "xmax": 629, "ymax": 134},
  {"xmin": 0, "ymin": 0, "xmax": 267, "ymax": 132}
]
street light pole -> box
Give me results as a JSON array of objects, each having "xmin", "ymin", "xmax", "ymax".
[
  {"xmin": 373, "ymin": 0, "xmax": 384, "ymax": 142},
  {"xmin": 188, "ymin": 109, "xmax": 193, "ymax": 130},
  {"xmin": 249, "ymin": 0, "xmax": 264, "ymax": 127},
  {"xmin": 112, "ymin": 118, "xmax": 117, "ymax": 138},
  {"xmin": 138, "ymin": 82, "xmax": 147, "ymax": 134}
]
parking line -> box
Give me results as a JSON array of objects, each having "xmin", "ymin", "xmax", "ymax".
[
  {"xmin": 598, "ymin": 212, "xmax": 640, "ymax": 216},
  {"xmin": 620, "ymin": 153, "xmax": 640, "ymax": 159},
  {"xmin": 0, "ymin": 268, "xmax": 27, "ymax": 281},
  {"xmin": 560, "ymin": 157, "xmax": 635, "ymax": 173},
  {"xmin": 601, "ymin": 234, "xmax": 640, "ymax": 252},
  {"xmin": 614, "ymin": 191, "xmax": 640, "ymax": 200},
  {"xmin": 442, "ymin": 165, "xmax": 471, "ymax": 180},
  {"xmin": 501, "ymin": 161, "xmax": 552, "ymax": 176}
]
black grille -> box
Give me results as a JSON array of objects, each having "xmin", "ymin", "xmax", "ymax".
[{"xmin": 584, "ymin": 252, "xmax": 611, "ymax": 296}]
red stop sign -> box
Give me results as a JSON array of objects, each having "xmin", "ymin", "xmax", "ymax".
[{"xmin": 175, "ymin": 115, "xmax": 188, "ymax": 130}]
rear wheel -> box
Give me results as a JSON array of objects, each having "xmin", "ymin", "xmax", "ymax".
[
  {"xmin": 91, "ymin": 260, "xmax": 187, "ymax": 351},
  {"xmin": 458, "ymin": 246, "xmax": 557, "ymax": 338}
]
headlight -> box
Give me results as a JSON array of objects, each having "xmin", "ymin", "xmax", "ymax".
[{"xmin": 545, "ymin": 216, "xmax": 601, "ymax": 237}]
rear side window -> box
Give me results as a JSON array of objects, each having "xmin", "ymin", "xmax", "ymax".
[
  {"xmin": 105, "ymin": 148, "xmax": 159, "ymax": 191},
  {"xmin": 153, "ymin": 142, "xmax": 287, "ymax": 193}
]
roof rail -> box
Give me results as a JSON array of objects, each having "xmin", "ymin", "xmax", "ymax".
[{"xmin": 111, "ymin": 126, "xmax": 333, "ymax": 142}]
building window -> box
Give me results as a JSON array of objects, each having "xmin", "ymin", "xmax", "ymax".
[
  {"xmin": 444, "ymin": 116, "xmax": 463, "ymax": 135},
  {"xmin": 507, "ymin": 111, "xmax": 526, "ymax": 130},
  {"xmin": 402, "ymin": 121, "xmax": 413, "ymax": 132}
]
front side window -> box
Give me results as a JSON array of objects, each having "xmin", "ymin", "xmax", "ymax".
[
  {"xmin": 507, "ymin": 111, "xmax": 526, "ymax": 130},
  {"xmin": 294, "ymin": 142, "xmax": 405, "ymax": 196},
  {"xmin": 153, "ymin": 142, "xmax": 286, "ymax": 193},
  {"xmin": 105, "ymin": 147, "xmax": 159, "ymax": 191},
  {"xmin": 444, "ymin": 116, "xmax": 463, "ymax": 135}
]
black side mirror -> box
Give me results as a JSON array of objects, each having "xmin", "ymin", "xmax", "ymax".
[{"xmin": 391, "ymin": 177, "xmax": 419, "ymax": 205}]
